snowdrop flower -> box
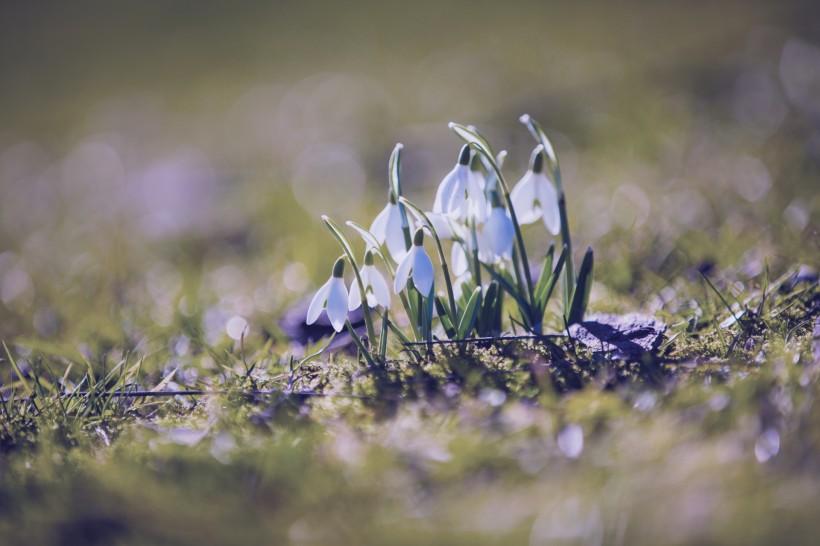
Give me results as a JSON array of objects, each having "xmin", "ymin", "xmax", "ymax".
[
  {"xmin": 510, "ymin": 146, "xmax": 560, "ymax": 235},
  {"xmin": 370, "ymin": 191, "xmax": 408, "ymax": 263},
  {"xmin": 393, "ymin": 228, "xmax": 435, "ymax": 296},
  {"xmin": 348, "ymin": 250, "xmax": 391, "ymax": 310},
  {"xmin": 433, "ymin": 145, "xmax": 487, "ymax": 221},
  {"xmin": 482, "ymin": 191, "xmax": 515, "ymax": 259},
  {"xmin": 306, "ymin": 257, "xmax": 349, "ymax": 332}
]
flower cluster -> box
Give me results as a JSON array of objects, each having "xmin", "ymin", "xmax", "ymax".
[{"xmin": 306, "ymin": 116, "xmax": 594, "ymax": 362}]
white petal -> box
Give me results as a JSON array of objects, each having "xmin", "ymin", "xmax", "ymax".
[
  {"xmin": 306, "ymin": 280, "xmax": 332, "ymax": 324},
  {"xmin": 449, "ymin": 220, "xmax": 469, "ymax": 242},
  {"xmin": 385, "ymin": 205, "xmax": 408, "ymax": 262},
  {"xmin": 451, "ymin": 243, "xmax": 469, "ymax": 276},
  {"xmin": 537, "ymin": 178, "xmax": 561, "ymax": 235},
  {"xmin": 484, "ymin": 207, "xmax": 515, "ymax": 258},
  {"xmin": 510, "ymin": 171, "xmax": 540, "ymax": 224},
  {"xmin": 412, "ymin": 248, "xmax": 435, "ymax": 296},
  {"xmin": 426, "ymin": 212, "xmax": 454, "ymax": 240},
  {"xmin": 325, "ymin": 278, "xmax": 349, "ymax": 332},
  {"xmin": 446, "ymin": 167, "xmax": 469, "ymax": 219},
  {"xmin": 369, "ymin": 268, "xmax": 391, "ymax": 308},
  {"xmin": 469, "ymin": 169, "xmax": 486, "ymax": 193},
  {"xmin": 433, "ymin": 167, "xmax": 460, "ymax": 215},
  {"xmin": 393, "ymin": 247, "xmax": 414, "ymax": 293},
  {"xmin": 475, "ymin": 229, "xmax": 494, "ymax": 263},
  {"xmin": 370, "ymin": 204, "xmax": 390, "ymax": 242},
  {"xmin": 348, "ymin": 279, "xmax": 362, "ymax": 311},
  {"xmin": 467, "ymin": 175, "xmax": 488, "ymax": 222}
]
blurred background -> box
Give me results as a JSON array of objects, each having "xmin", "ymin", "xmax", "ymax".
[{"xmin": 0, "ymin": 0, "xmax": 818, "ymax": 350}]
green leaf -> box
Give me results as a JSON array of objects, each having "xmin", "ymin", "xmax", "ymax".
[
  {"xmin": 457, "ymin": 287, "xmax": 482, "ymax": 339},
  {"xmin": 435, "ymin": 296, "xmax": 457, "ymax": 339},
  {"xmin": 534, "ymin": 245, "xmax": 567, "ymax": 312},
  {"xmin": 379, "ymin": 309, "xmax": 389, "ymax": 362},
  {"xmin": 567, "ymin": 247, "xmax": 594, "ymax": 325},
  {"xmin": 480, "ymin": 262, "xmax": 531, "ymax": 319},
  {"xmin": 478, "ymin": 281, "xmax": 499, "ymax": 335},
  {"xmin": 532, "ymin": 244, "xmax": 555, "ymax": 304},
  {"xmin": 345, "ymin": 320, "xmax": 377, "ymax": 367},
  {"xmin": 386, "ymin": 319, "xmax": 412, "ymax": 346},
  {"xmin": 424, "ymin": 290, "xmax": 435, "ymax": 342}
]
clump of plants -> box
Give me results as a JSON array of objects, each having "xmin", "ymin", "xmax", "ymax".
[{"xmin": 307, "ymin": 116, "xmax": 595, "ymax": 365}]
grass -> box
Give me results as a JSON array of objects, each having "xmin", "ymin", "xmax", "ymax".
[{"xmin": 1, "ymin": 267, "xmax": 817, "ymax": 544}]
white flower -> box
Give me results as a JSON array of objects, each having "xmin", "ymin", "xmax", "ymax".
[
  {"xmin": 510, "ymin": 147, "xmax": 560, "ymax": 235},
  {"xmin": 306, "ymin": 257, "xmax": 349, "ymax": 332},
  {"xmin": 482, "ymin": 203, "xmax": 515, "ymax": 260},
  {"xmin": 370, "ymin": 194, "xmax": 408, "ymax": 263},
  {"xmin": 393, "ymin": 228, "xmax": 435, "ymax": 296},
  {"xmin": 348, "ymin": 251, "xmax": 391, "ymax": 310},
  {"xmin": 433, "ymin": 145, "xmax": 487, "ymax": 221}
]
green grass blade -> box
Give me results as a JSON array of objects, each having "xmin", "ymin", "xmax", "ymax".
[
  {"xmin": 698, "ymin": 271, "xmax": 741, "ymax": 324},
  {"xmin": 3, "ymin": 341, "xmax": 32, "ymax": 396}
]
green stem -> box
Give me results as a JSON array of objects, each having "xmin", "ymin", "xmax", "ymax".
[
  {"xmin": 469, "ymin": 220, "xmax": 482, "ymax": 288},
  {"xmin": 555, "ymin": 170, "xmax": 574, "ymax": 311}
]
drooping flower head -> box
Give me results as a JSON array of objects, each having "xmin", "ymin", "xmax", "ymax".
[
  {"xmin": 393, "ymin": 228, "xmax": 435, "ymax": 296},
  {"xmin": 433, "ymin": 145, "xmax": 487, "ymax": 222},
  {"xmin": 482, "ymin": 190, "xmax": 515, "ymax": 260},
  {"xmin": 370, "ymin": 190, "xmax": 408, "ymax": 263},
  {"xmin": 348, "ymin": 250, "xmax": 391, "ymax": 311},
  {"xmin": 510, "ymin": 145, "xmax": 560, "ymax": 235},
  {"xmin": 306, "ymin": 257, "xmax": 349, "ymax": 332}
]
